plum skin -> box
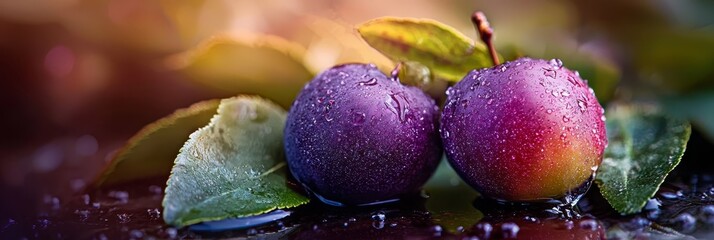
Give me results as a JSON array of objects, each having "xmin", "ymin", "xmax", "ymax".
[
  {"xmin": 440, "ymin": 58, "xmax": 607, "ymax": 202},
  {"xmin": 284, "ymin": 63, "xmax": 442, "ymax": 206}
]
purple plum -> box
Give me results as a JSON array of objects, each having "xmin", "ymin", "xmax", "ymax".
[
  {"xmin": 284, "ymin": 63, "xmax": 442, "ymax": 206},
  {"xmin": 440, "ymin": 58, "xmax": 607, "ymax": 202}
]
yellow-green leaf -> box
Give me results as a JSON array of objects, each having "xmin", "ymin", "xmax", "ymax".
[
  {"xmin": 92, "ymin": 99, "xmax": 220, "ymax": 188},
  {"xmin": 162, "ymin": 96, "xmax": 309, "ymax": 227},
  {"xmin": 168, "ymin": 35, "xmax": 314, "ymax": 108},
  {"xmin": 357, "ymin": 17, "xmax": 493, "ymax": 82}
]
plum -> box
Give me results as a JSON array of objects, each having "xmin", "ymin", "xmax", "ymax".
[
  {"xmin": 440, "ymin": 57, "xmax": 607, "ymax": 202},
  {"xmin": 284, "ymin": 63, "xmax": 442, "ymax": 206}
]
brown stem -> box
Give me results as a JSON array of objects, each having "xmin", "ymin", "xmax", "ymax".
[{"xmin": 471, "ymin": 11, "xmax": 500, "ymax": 66}]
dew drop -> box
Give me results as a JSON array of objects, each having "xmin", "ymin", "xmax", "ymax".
[
  {"xmin": 701, "ymin": 205, "xmax": 714, "ymax": 224},
  {"xmin": 561, "ymin": 90, "xmax": 570, "ymax": 97},
  {"xmin": 74, "ymin": 210, "xmax": 90, "ymax": 222},
  {"xmin": 499, "ymin": 65, "xmax": 507, "ymax": 72},
  {"xmin": 562, "ymin": 116, "xmax": 570, "ymax": 122},
  {"xmin": 117, "ymin": 213, "xmax": 131, "ymax": 223},
  {"xmin": 501, "ymin": 222, "xmax": 519, "ymax": 238},
  {"xmin": 567, "ymin": 76, "xmax": 579, "ymax": 86},
  {"xmin": 544, "ymin": 68, "xmax": 557, "ymax": 79},
  {"xmin": 371, "ymin": 211, "xmax": 386, "ymax": 221},
  {"xmin": 548, "ymin": 58, "xmax": 563, "ymax": 69},
  {"xmin": 129, "ymin": 230, "xmax": 143, "ymax": 238},
  {"xmin": 546, "ymin": 109, "xmax": 553, "ymax": 114},
  {"xmin": 147, "ymin": 208, "xmax": 161, "ymax": 219},
  {"xmin": 579, "ymin": 219, "xmax": 599, "ymax": 230},
  {"xmin": 551, "ymin": 90, "xmax": 560, "ymax": 97},
  {"xmin": 474, "ymin": 222, "xmax": 493, "ymax": 239},
  {"xmin": 673, "ymin": 213, "xmax": 696, "ymax": 232},
  {"xmin": 384, "ymin": 92, "xmax": 409, "ymax": 122},
  {"xmin": 358, "ymin": 78, "xmax": 378, "ymax": 86},
  {"xmin": 350, "ymin": 112, "xmax": 366, "ymax": 126},
  {"xmin": 108, "ymin": 191, "xmax": 129, "ymax": 203},
  {"xmin": 577, "ymin": 99, "xmax": 588, "ymax": 113}
]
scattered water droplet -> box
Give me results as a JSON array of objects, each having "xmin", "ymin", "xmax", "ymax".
[
  {"xmin": 358, "ymin": 78, "xmax": 378, "ymax": 86},
  {"xmin": 147, "ymin": 208, "xmax": 161, "ymax": 219},
  {"xmin": 117, "ymin": 213, "xmax": 131, "ymax": 223},
  {"xmin": 674, "ymin": 213, "xmax": 696, "ymax": 232},
  {"xmin": 577, "ymin": 100, "xmax": 588, "ymax": 113},
  {"xmin": 108, "ymin": 191, "xmax": 129, "ymax": 203},
  {"xmin": 474, "ymin": 222, "xmax": 493, "ymax": 239},
  {"xmin": 499, "ymin": 65, "xmax": 507, "ymax": 72},
  {"xmin": 372, "ymin": 221, "xmax": 385, "ymax": 229},
  {"xmin": 701, "ymin": 205, "xmax": 714, "ymax": 224},
  {"xmin": 562, "ymin": 116, "xmax": 570, "ymax": 122},
  {"xmin": 371, "ymin": 211, "xmax": 386, "ymax": 221},
  {"xmin": 350, "ymin": 112, "xmax": 366, "ymax": 126},
  {"xmin": 165, "ymin": 228, "xmax": 178, "ymax": 238},
  {"xmin": 523, "ymin": 216, "xmax": 538, "ymax": 223},
  {"xmin": 384, "ymin": 92, "xmax": 409, "ymax": 122},
  {"xmin": 129, "ymin": 230, "xmax": 143, "ymax": 238},
  {"xmin": 567, "ymin": 76, "xmax": 579, "ymax": 86},
  {"xmin": 544, "ymin": 68, "xmax": 557, "ymax": 79},
  {"xmin": 551, "ymin": 90, "xmax": 560, "ymax": 97},
  {"xmin": 548, "ymin": 58, "xmax": 563, "ymax": 69},
  {"xmin": 74, "ymin": 210, "xmax": 90, "ymax": 222},
  {"xmin": 579, "ymin": 219, "xmax": 599, "ymax": 230},
  {"xmin": 546, "ymin": 109, "xmax": 553, "ymax": 114},
  {"xmin": 501, "ymin": 222, "xmax": 519, "ymax": 238}
]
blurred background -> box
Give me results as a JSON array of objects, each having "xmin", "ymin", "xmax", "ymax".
[{"xmin": 1, "ymin": 0, "xmax": 713, "ymax": 229}]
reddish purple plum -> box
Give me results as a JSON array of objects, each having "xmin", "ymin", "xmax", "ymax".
[
  {"xmin": 440, "ymin": 58, "xmax": 607, "ymax": 202},
  {"xmin": 284, "ymin": 63, "xmax": 442, "ymax": 206}
]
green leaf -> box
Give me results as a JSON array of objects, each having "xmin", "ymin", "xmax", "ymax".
[
  {"xmin": 168, "ymin": 35, "xmax": 314, "ymax": 109},
  {"xmin": 595, "ymin": 103, "xmax": 691, "ymax": 215},
  {"xmin": 357, "ymin": 17, "xmax": 493, "ymax": 82},
  {"xmin": 424, "ymin": 158, "xmax": 482, "ymax": 232},
  {"xmin": 162, "ymin": 96, "xmax": 309, "ymax": 227},
  {"xmin": 92, "ymin": 99, "xmax": 220, "ymax": 188}
]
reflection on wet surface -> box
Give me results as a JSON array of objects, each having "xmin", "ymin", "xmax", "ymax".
[{"xmin": 1, "ymin": 172, "xmax": 713, "ymax": 239}]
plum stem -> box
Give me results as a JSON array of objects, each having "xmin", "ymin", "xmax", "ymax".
[
  {"xmin": 390, "ymin": 62, "xmax": 402, "ymax": 82},
  {"xmin": 471, "ymin": 11, "xmax": 500, "ymax": 66}
]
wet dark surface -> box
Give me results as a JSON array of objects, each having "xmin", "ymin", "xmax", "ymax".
[{"xmin": 1, "ymin": 131, "xmax": 713, "ymax": 239}]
